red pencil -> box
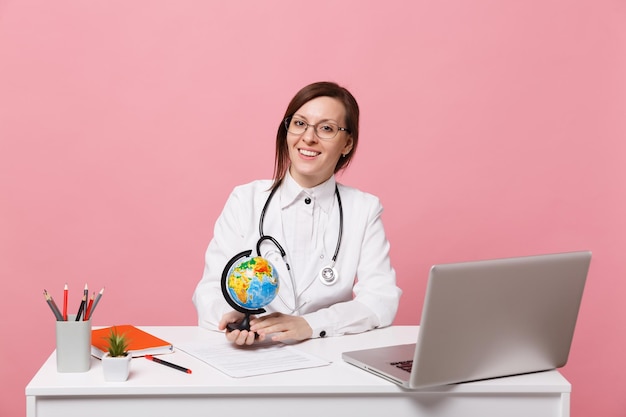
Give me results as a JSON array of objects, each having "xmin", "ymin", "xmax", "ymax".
[
  {"xmin": 84, "ymin": 292, "xmax": 94, "ymax": 321},
  {"xmin": 63, "ymin": 283, "xmax": 68, "ymax": 321}
]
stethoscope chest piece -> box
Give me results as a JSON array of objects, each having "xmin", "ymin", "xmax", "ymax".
[{"xmin": 319, "ymin": 265, "xmax": 338, "ymax": 286}]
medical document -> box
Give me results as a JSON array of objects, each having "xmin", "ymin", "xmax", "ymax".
[{"xmin": 177, "ymin": 339, "xmax": 330, "ymax": 378}]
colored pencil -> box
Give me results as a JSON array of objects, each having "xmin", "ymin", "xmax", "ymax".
[
  {"xmin": 62, "ymin": 283, "xmax": 68, "ymax": 321},
  {"xmin": 43, "ymin": 290, "xmax": 63, "ymax": 321},
  {"xmin": 84, "ymin": 292, "xmax": 94, "ymax": 321},
  {"xmin": 87, "ymin": 287, "xmax": 105, "ymax": 320}
]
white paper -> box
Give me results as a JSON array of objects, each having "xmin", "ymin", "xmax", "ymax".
[{"xmin": 177, "ymin": 339, "xmax": 330, "ymax": 378}]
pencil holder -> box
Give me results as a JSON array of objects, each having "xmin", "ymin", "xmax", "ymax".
[{"xmin": 55, "ymin": 314, "xmax": 92, "ymax": 372}]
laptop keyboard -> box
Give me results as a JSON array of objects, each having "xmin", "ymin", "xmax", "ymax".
[{"xmin": 391, "ymin": 360, "xmax": 413, "ymax": 373}]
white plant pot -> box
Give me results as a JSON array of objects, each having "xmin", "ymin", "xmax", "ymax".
[{"xmin": 102, "ymin": 353, "xmax": 131, "ymax": 382}]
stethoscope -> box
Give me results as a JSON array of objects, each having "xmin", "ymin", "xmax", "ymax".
[
  {"xmin": 258, "ymin": 184, "xmax": 344, "ymax": 287},
  {"xmin": 221, "ymin": 183, "xmax": 343, "ymax": 326}
]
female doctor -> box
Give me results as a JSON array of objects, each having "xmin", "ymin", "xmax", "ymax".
[{"xmin": 192, "ymin": 81, "xmax": 402, "ymax": 346}]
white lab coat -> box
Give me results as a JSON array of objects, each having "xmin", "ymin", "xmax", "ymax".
[{"xmin": 192, "ymin": 173, "xmax": 402, "ymax": 338}]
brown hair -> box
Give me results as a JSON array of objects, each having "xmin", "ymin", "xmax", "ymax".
[{"xmin": 271, "ymin": 81, "xmax": 360, "ymax": 190}]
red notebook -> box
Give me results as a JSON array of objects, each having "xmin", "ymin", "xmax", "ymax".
[{"xmin": 91, "ymin": 325, "xmax": 174, "ymax": 359}]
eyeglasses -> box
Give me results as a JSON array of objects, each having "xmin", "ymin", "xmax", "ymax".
[{"xmin": 284, "ymin": 117, "xmax": 350, "ymax": 140}]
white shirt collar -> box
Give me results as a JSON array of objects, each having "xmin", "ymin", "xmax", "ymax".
[{"xmin": 280, "ymin": 171, "xmax": 337, "ymax": 214}]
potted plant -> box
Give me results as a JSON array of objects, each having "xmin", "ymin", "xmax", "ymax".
[{"xmin": 101, "ymin": 327, "xmax": 131, "ymax": 381}]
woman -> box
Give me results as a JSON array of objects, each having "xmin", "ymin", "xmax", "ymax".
[{"xmin": 193, "ymin": 81, "xmax": 401, "ymax": 345}]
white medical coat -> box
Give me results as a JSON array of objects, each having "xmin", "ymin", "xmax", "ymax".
[{"xmin": 192, "ymin": 174, "xmax": 402, "ymax": 338}]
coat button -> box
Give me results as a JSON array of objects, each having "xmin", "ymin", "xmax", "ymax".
[
  {"xmin": 305, "ymin": 197, "xmax": 311, "ymax": 204},
  {"xmin": 319, "ymin": 330, "xmax": 326, "ymax": 338}
]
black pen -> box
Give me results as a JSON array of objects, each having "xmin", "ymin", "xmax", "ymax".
[
  {"xmin": 145, "ymin": 355, "xmax": 192, "ymax": 374},
  {"xmin": 75, "ymin": 283, "xmax": 88, "ymax": 321}
]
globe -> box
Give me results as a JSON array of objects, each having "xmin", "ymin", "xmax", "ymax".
[
  {"xmin": 220, "ymin": 251, "xmax": 280, "ymax": 332},
  {"xmin": 225, "ymin": 256, "xmax": 279, "ymax": 310}
]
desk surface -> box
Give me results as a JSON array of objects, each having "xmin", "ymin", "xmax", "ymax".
[{"xmin": 26, "ymin": 326, "xmax": 572, "ymax": 417}]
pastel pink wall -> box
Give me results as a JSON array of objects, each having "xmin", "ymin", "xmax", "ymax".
[{"xmin": 1, "ymin": 1, "xmax": 624, "ymax": 416}]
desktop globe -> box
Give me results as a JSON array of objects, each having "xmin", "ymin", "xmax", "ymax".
[
  {"xmin": 221, "ymin": 251, "xmax": 279, "ymax": 332},
  {"xmin": 226, "ymin": 256, "xmax": 279, "ymax": 310}
]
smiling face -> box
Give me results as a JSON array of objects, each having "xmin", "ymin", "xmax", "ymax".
[{"xmin": 287, "ymin": 96, "xmax": 354, "ymax": 188}]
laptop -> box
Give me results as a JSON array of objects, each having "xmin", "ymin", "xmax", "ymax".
[{"xmin": 342, "ymin": 251, "xmax": 591, "ymax": 389}]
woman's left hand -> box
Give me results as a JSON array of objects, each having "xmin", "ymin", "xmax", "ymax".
[{"xmin": 249, "ymin": 312, "xmax": 313, "ymax": 342}]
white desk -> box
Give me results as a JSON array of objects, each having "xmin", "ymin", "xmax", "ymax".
[{"xmin": 26, "ymin": 326, "xmax": 571, "ymax": 417}]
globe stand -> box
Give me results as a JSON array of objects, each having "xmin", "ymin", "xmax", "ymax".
[
  {"xmin": 221, "ymin": 250, "xmax": 267, "ymax": 334},
  {"xmin": 226, "ymin": 311, "xmax": 263, "ymax": 333}
]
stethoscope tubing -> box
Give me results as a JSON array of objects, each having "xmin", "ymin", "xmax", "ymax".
[{"xmin": 259, "ymin": 184, "xmax": 343, "ymax": 270}]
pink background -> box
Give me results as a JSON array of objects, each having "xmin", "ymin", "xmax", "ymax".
[{"xmin": 1, "ymin": 1, "xmax": 624, "ymax": 416}]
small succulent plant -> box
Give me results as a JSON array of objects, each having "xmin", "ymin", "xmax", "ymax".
[{"xmin": 104, "ymin": 327, "xmax": 129, "ymax": 357}]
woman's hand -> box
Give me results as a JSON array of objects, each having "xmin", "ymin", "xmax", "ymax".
[
  {"xmin": 249, "ymin": 312, "xmax": 313, "ymax": 343},
  {"xmin": 219, "ymin": 311, "xmax": 258, "ymax": 345}
]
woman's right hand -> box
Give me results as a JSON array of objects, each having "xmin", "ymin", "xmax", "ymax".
[{"xmin": 218, "ymin": 311, "xmax": 258, "ymax": 345}]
